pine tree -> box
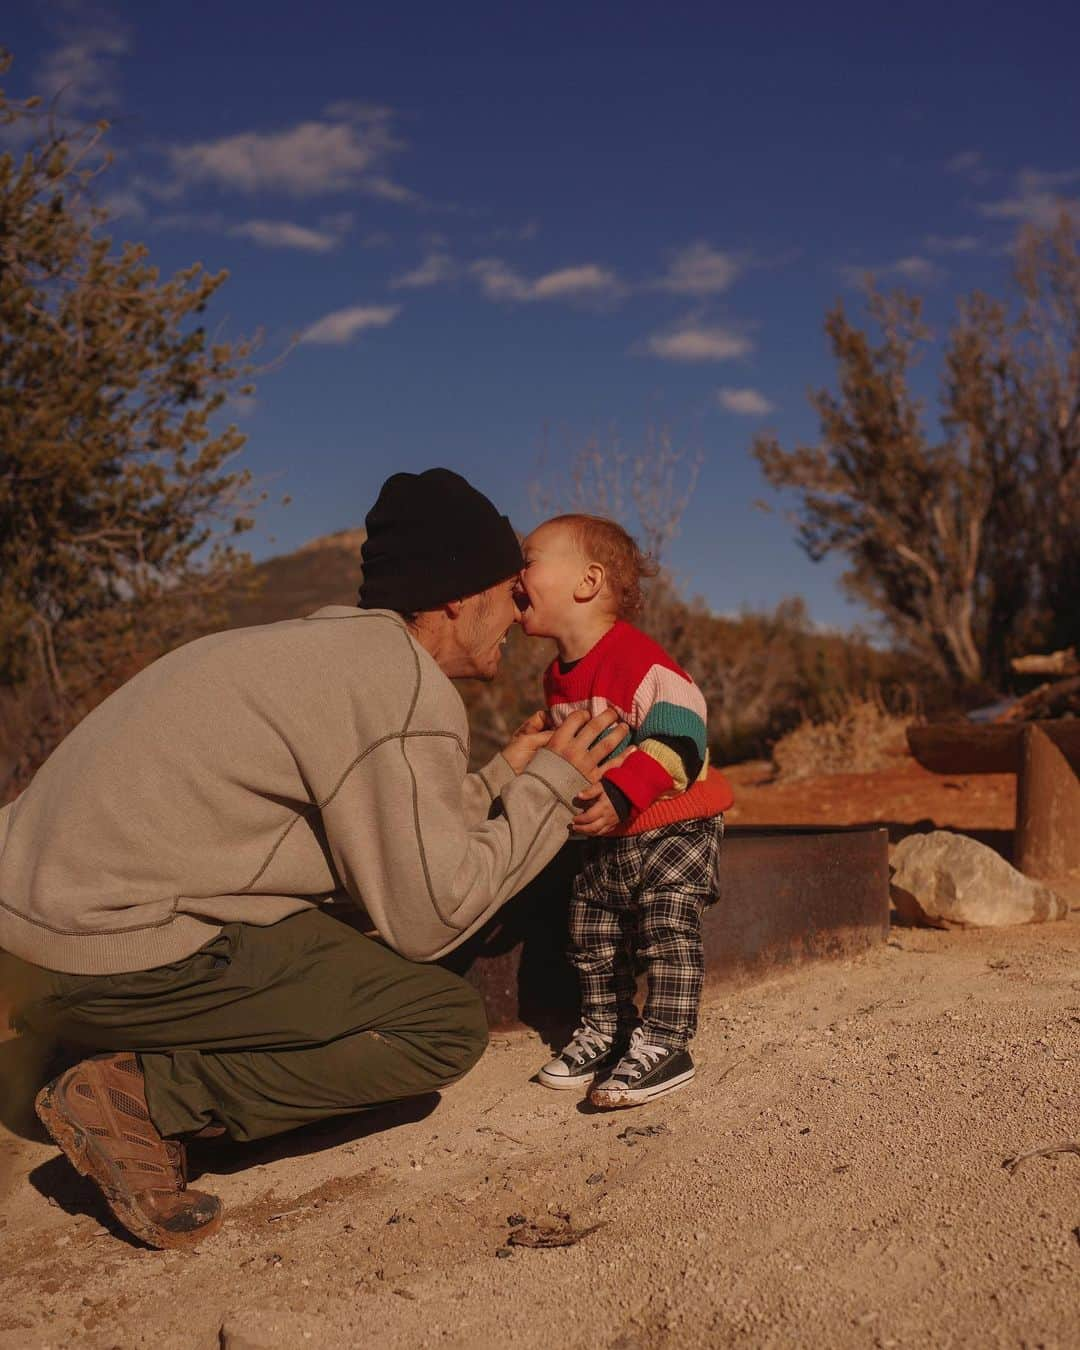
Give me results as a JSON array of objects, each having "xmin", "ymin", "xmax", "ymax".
[{"xmin": 0, "ymin": 52, "xmax": 260, "ymax": 795}]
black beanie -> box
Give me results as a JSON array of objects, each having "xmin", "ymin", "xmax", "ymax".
[{"xmin": 358, "ymin": 468, "xmax": 524, "ymax": 612}]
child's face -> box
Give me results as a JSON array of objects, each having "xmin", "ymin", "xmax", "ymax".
[{"xmin": 518, "ymin": 522, "xmax": 589, "ymax": 638}]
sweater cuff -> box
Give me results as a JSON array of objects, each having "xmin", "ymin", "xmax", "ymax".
[
  {"xmin": 605, "ymin": 748, "xmax": 675, "ymax": 811},
  {"xmin": 521, "ymin": 747, "xmax": 590, "ymax": 812},
  {"xmin": 478, "ymin": 752, "xmax": 517, "ymax": 801}
]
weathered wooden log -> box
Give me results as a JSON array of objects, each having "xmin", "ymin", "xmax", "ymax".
[
  {"xmin": 1015, "ymin": 725, "xmax": 1080, "ymax": 880},
  {"xmin": 999, "ymin": 675, "xmax": 1080, "ymax": 722},
  {"xmin": 1011, "ymin": 647, "xmax": 1078, "ymax": 677},
  {"xmin": 907, "ymin": 719, "xmax": 1080, "ymax": 776}
]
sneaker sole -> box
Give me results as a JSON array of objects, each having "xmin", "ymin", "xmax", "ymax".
[
  {"xmin": 588, "ymin": 1065, "xmax": 696, "ymax": 1109},
  {"xmin": 536, "ymin": 1068, "xmax": 596, "ymax": 1090},
  {"xmin": 35, "ymin": 1076, "xmax": 222, "ymax": 1251}
]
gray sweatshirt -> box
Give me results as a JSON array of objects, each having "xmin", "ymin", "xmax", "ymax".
[{"xmin": 0, "ymin": 607, "xmax": 586, "ymax": 974}]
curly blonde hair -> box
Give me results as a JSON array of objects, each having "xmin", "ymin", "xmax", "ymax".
[{"xmin": 546, "ymin": 513, "xmax": 659, "ymax": 620}]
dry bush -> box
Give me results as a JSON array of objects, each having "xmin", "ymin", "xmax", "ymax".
[{"xmin": 771, "ymin": 694, "xmax": 914, "ymax": 782}]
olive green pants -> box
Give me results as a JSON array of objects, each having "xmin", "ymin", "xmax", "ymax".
[{"xmin": 4, "ymin": 909, "xmax": 488, "ymax": 1142}]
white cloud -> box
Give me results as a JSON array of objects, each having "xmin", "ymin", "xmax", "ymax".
[
  {"xmin": 100, "ymin": 189, "xmax": 147, "ymax": 223},
  {"xmin": 37, "ymin": 16, "xmax": 130, "ymax": 114},
  {"xmin": 482, "ymin": 219, "xmax": 541, "ymax": 244},
  {"xmin": 945, "ymin": 149, "xmax": 992, "ymax": 185},
  {"xmin": 645, "ymin": 323, "xmax": 753, "ymax": 362},
  {"xmin": 391, "ymin": 252, "xmax": 461, "ymax": 288},
  {"xmin": 391, "ymin": 251, "xmax": 624, "ymax": 303},
  {"xmin": 229, "ymin": 219, "xmax": 343, "ymax": 252},
  {"xmin": 322, "ymin": 99, "xmax": 396, "ymax": 123},
  {"xmin": 840, "ymin": 255, "xmax": 941, "ymax": 287},
  {"xmin": 300, "ymin": 303, "xmax": 400, "ymax": 346},
  {"xmin": 530, "ymin": 264, "xmax": 622, "ymax": 300},
  {"xmin": 924, "ymin": 234, "xmax": 981, "ymax": 254},
  {"xmin": 977, "ymin": 168, "xmax": 1080, "ymax": 227},
  {"xmin": 717, "ymin": 387, "xmax": 774, "ymax": 416},
  {"xmin": 887, "ymin": 256, "xmax": 939, "ymax": 281},
  {"xmin": 168, "ymin": 107, "xmax": 414, "ymax": 201},
  {"xmin": 144, "ymin": 207, "xmax": 352, "ymax": 252},
  {"xmin": 654, "ymin": 241, "xmax": 743, "ymax": 296},
  {"xmin": 469, "ymin": 258, "xmax": 622, "ymax": 303},
  {"xmin": 227, "ymin": 393, "xmax": 258, "ymax": 418},
  {"xmin": 469, "ymin": 258, "xmax": 533, "ymax": 302}
]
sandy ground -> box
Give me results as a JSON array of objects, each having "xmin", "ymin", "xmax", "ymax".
[{"xmin": 2, "ymin": 760, "xmax": 1078, "ymax": 1350}]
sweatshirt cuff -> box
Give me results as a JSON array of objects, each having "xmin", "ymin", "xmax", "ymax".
[
  {"xmin": 601, "ymin": 779, "xmax": 634, "ymax": 822},
  {"xmin": 520, "ymin": 747, "xmax": 590, "ymax": 812},
  {"xmin": 478, "ymin": 752, "xmax": 517, "ymax": 801}
]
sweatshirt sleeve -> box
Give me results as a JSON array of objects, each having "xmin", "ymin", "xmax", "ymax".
[
  {"xmin": 461, "ymin": 752, "xmax": 517, "ymax": 827},
  {"xmin": 319, "ymin": 740, "xmax": 587, "ymax": 961}
]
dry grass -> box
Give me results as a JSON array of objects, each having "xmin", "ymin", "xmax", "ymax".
[{"xmin": 771, "ymin": 695, "xmax": 913, "ymax": 781}]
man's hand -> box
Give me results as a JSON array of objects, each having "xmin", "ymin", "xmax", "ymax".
[
  {"xmin": 546, "ymin": 708, "xmax": 628, "ymax": 783},
  {"xmin": 571, "ymin": 782, "xmax": 621, "ymax": 836},
  {"xmin": 502, "ymin": 710, "xmax": 552, "ymax": 774}
]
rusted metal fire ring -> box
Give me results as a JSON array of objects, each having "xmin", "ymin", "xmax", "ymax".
[{"xmin": 443, "ymin": 825, "xmax": 891, "ymax": 1034}]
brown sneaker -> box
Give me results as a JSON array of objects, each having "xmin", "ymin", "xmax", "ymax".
[{"xmin": 35, "ymin": 1052, "xmax": 223, "ymax": 1250}]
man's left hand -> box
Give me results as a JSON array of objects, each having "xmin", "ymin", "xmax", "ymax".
[{"xmin": 502, "ymin": 710, "xmax": 553, "ymax": 774}]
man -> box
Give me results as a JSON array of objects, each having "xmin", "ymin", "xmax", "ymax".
[{"xmin": 0, "ymin": 468, "xmax": 624, "ymax": 1251}]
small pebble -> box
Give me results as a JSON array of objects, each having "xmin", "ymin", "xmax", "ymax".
[{"xmin": 496, "ymin": 1247, "xmax": 513, "ymax": 1259}]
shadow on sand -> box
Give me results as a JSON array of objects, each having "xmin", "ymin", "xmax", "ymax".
[{"xmin": 24, "ymin": 1091, "xmax": 442, "ymax": 1249}]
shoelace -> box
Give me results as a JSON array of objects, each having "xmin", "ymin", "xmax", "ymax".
[
  {"xmin": 565, "ymin": 1026, "xmax": 612, "ymax": 1066},
  {"xmin": 615, "ymin": 1033, "xmax": 667, "ymax": 1081}
]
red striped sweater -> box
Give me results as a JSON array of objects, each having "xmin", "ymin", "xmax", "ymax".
[{"xmin": 543, "ymin": 621, "xmax": 733, "ymax": 836}]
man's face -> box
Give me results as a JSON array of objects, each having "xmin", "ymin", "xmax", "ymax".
[
  {"xmin": 457, "ymin": 575, "xmax": 521, "ymax": 681},
  {"xmin": 517, "ymin": 522, "xmax": 586, "ymax": 639}
]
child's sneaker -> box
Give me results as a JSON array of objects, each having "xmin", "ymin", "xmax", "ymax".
[
  {"xmin": 537, "ymin": 1023, "xmax": 621, "ymax": 1090},
  {"xmin": 589, "ymin": 1027, "xmax": 695, "ymax": 1108}
]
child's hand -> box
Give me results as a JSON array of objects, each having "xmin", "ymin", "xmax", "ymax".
[
  {"xmin": 571, "ymin": 783, "xmax": 621, "ymax": 836},
  {"xmin": 502, "ymin": 710, "xmax": 553, "ymax": 774}
]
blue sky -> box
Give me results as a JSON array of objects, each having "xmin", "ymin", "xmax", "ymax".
[{"xmin": 4, "ymin": 2, "xmax": 1079, "ymax": 631}]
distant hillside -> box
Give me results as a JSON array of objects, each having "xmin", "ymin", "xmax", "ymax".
[{"xmin": 222, "ymin": 528, "xmax": 366, "ymax": 629}]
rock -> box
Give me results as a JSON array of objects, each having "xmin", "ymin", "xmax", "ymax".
[
  {"xmin": 219, "ymin": 1316, "xmax": 276, "ymax": 1350},
  {"xmin": 219, "ymin": 1308, "xmax": 325, "ymax": 1349},
  {"xmin": 890, "ymin": 831, "xmax": 1068, "ymax": 928}
]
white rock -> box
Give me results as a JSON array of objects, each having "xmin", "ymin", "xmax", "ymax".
[{"xmin": 890, "ymin": 830, "xmax": 1068, "ymax": 929}]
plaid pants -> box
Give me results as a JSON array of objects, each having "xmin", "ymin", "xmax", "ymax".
[{"xmin": 568, "ymin": 816, "xmax": 723, "ymax": 1051}]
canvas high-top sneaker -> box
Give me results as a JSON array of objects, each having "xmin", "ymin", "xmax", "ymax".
[
  {"xmin": 589, "ymin": 1026, "xmax": 695, "ymax": 1108},
  {"xmin": 537, "ymin": 1022, "xmax": 622, "ymax": 1090}
]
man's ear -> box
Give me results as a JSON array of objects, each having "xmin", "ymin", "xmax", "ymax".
[
  {"xmin": 444, "ymin": 598, "xmax": 465, "ymax": 617},
  {"xmin": 574, "ymin": 562, "xmax": 605, "ymax": 602}
]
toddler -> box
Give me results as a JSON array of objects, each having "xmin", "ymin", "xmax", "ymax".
[{"xmin": 518, "ymin": 514, "xmax": 732, "ymax": 1108}]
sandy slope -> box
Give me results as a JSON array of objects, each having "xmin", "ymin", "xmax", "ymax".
[
  {"xmin": 2, "ymin": 762, "xmax": 1077, "ymax": 1349},
  {"xmin": 3, "ymin": 905, "xmax": 1080, "ymax": 1350}
]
